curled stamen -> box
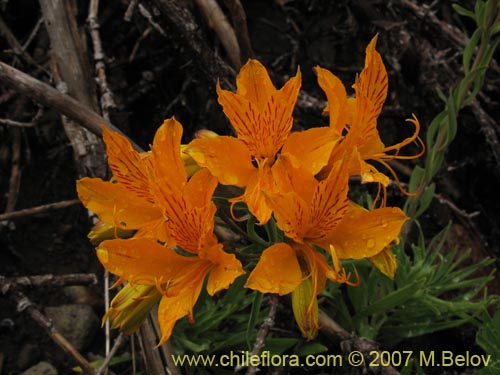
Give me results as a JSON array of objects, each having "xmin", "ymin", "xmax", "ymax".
[{"xmin": 373, "ymin": 115, "xmax": 425, "ymax": 159}]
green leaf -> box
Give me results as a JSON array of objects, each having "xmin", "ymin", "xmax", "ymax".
[
  {"xmin": 476, "ymin": 308, "xmax": 500, "ymax": 356},
  {"xmin": 296, "ymin": 342, "xmax": 329, "ymax": 356},
  {"xmin": 354, "ymin": 279, "xmax": 424, "ymax": 318},
  {"xmin": 72, "ymin": 354, "xmax": 131, "ymax": 373},
  {"xmin": 452, "ymin": 3, "xmax": 476, "ymax": 20},
  {"xmin": 491, "ymin": 21, "xmax": 500, "ymax": 35},
  {"xmin": 264, "ymin": 338, "xmax": 300, "ymax": 355},
  {"xmin": 463, "ymin": 28, "xmax": 482, "ymax": 73},
  {"xmin": 414, "ymin": 183, "xmax": 435, "ymax": 218},
  {"xmin": 246, "ymin": 291, "xmax": 264, "ymax": 350}
]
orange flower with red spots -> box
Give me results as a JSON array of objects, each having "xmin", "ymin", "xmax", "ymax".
[{"xmin": 77, "ymin": 36, "xmax": 422, "ymax": 344}]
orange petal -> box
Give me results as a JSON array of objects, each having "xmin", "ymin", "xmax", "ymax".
[
  {"xmin": 186, "ymin": 136, "xmax": 255, "ymax": 187},
  {"xmin": 318, "ymin": 205, "xmax": 407, "ymax": 259},
  {"xmin": 281, "ymin": 127, "xmax": 340, "ymax": 175},
  {"xmin": 103, "ymin": 129, "xmax": 154, "ymax": 203},
  {"xmin": 306, "ymin": 159, "xmax": 349, "ymax": 240},
  {"xmin": 235, "ymin": 59, "xmax": 276, "ymax": 110},
  {"xmin": 358, "ymin": 35, "xmax": 388, "ymax": 119},
  {"xmin": 152, "ymin": 117, "xmax": 187, "ymax": 195},
  {"xmin": 97, "ymin": 238, "xmax": 196, "ymax": 285},
  {"xmin": 157, "ymin": 286, "xmax": 202, "ymax": 346},
  {"xmin": 161, "ymin": 196, "xmax": 218, "ymax": 253},
  {"xmin": 348, "ymin": 87, "xmax": 380, "ymax": 150},
  {"xmin": 266, "ymin": 190, "xmax": 310, "ymax": 243},
  {"xmin": 245, "ymin": 243, "xmax": 302, "ymax": 295},
  {"xmin": 314, "ymin": 66, "xmax": 348, "ymax": 136},
  {"xmin": 238, "ymin": 162, "xmax": 274, "ymax": 225},
  {"xmin": 77, "ymin": 177, "xmax": 162, "ymax": 230},
  {"xmin": 184, "ymin": 168, "xmax": 218, "ymax": 209},
  {"xmin": 205, "ymin": 244, "xmax": 245, "ymax": 295},
  {"xmin": 270, "ymin": 153, "xmax": 316, "ymax": 204},
  {"xmin": 298, "ymin": 244, "xmax": 328, "ymax": 296},
  {"xmin": 217, "ymin": 65, "xmax": 301, "ymax": 160}
]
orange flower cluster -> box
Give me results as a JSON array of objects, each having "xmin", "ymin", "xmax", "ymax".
[{"xmin": 77, "ymin": 36, "xmax": 422, "ymax": 343}]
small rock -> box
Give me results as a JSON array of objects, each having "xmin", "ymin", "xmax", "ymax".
[
  {"xmin": 44, "ymin": 304, "xmax": 99, "ymax": 351},
  {"xmin": 63, "ymin": 286, "xmax": 101, "ymax": 309},
  {"xmin": 17, "ymin": 342, "xmax": 41, "ymax": 370},
  {"xmin": 20, "ymin": 361, "xmax": 58, "ymax": 375}
]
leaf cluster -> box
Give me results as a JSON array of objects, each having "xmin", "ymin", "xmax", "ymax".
[{"xmin": 322, "ymin": 223, "xmax": 497, "ymax": 347}]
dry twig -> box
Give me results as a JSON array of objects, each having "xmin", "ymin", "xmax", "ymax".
[
  {"xmin": 319, "ymin": 310, "xmax": 400, "ymax": 375},
  {"xmin": 0, "ymin": 13, "xmax": 46, "ymax": 71},
  {"xmin": 124, "ymin": 0, "xmax": 140, "ymax": 21},
  {"xmin": 88, "ymin": 0, "xmax": 117, "ymax": 122},
  {"xmin": 95, "ymin": 333, "xmax": 126, "ymax": 375},
  {"xmin": 150, "ymin": 0, "xmax": 236, "ymax": 88},
  {"xmin": 243, "ymin": 295, "xmax": 279, "ymax": 375},
  {"xmin": 222, "ymin": 0, "xmax": 254, "ymax": 62},
  {"xmin": 0, "ymin": 273, "xmax": 98, "ymax": 292},
  {"xmin": 138, "ymin": 4, "xmax": 166, "ymax": 36},
  {"xmin": 5, "ymin": 127, "xmax": 21, "ymax": 214},
  {"xmin": 0, "ymin": 62, "xmax": 140, "ymax": 150},
  {"xmin": 7, "ymin": 291, "xmax": 97, "ymax": 375},
  {"xmin": 0, "ymin": 199, "xmax": 81, "ymax": 222},
  {"xmin": 39, "ymin": 0, "xmax": 107, "ymax": 178},
  {"xmin": 195, "ymin": 0, "xmax": 241, "ymax": 69}
]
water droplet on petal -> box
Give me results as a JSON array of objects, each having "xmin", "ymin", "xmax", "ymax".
[
  {"xmin": 367, "ymin": 239, "xmax": 375, "ymax": 248},
  {"xmin": 97, "ymin": 249, "xmax": 109, "ymax": 264}
]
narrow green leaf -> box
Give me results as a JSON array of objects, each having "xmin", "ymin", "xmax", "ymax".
[
  {"xmin": 463, "ymin": 28, "xmax": 482, "ymax": 73},
  {"xmin": 296, "ymin": 342, "xmax": 329, "ymax": 356},
  {"xmin": 354, "ymin": 280, "xmax": 424, "ymax": 318},
  {"xmin": 452, "ymin": 3, "xmax": 476, "ymax": 20},
  {"xmin": 246, "ymin": 291, "xmax": 264, "ymax": 350}
]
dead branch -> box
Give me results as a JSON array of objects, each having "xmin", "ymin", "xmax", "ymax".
[
  {"xmin": 0, "ymin": 62, "xmax": 141, "ymax": 151},
  {"xmin": 470, "ymin": 99, "xmax": 500, "ymax": 170},
  {"xmin": 88, "ymin": 0, "xmax": 117, "ymax": 122},
  {"xmin": 95, "ymin": 333, "xmax": 126, "ymax": 375},
  {"xmin": 319, "ymin": 310, "xmax": 400, "ymax": 375},
  {"xmin": 0, "ymin": 13, "xmax": 45, "ymax": 71},
  {"xmin": 222, "ymin": 0, "xmax": 254, "ymax": 62},
  {"xmin": 124, "ymin": 0, "xmax": 140, "ymax": 22},
  {"xmin": 400, "ymin": 0, "xmax": 466, "ymax": 48},
  {"xmin": 8, "ymin": 290, "xmax": 97, "ymax": 375},
  {"xmin": 137, "ymin": 308, "xmax": 181, "ymax": 375},
  {"xmin": 39, "ymin": 0, "xmax": 107, "ymax": 178},
  {"xmin": 149, "ymin": 0, "xmax": 236, "ymax": 89},
  {"xmin": 22, "ymin": 16, "xmax": 45, "ymax": 52},
  {"xmin": 5, "ymin": 126, "xmax": 22, "ymax": 214},
  {"xmin": 242, "ymin": 295, "xmax": 279, "ymax": 375},
  {"xmin": 0, "ymin": 118, "xmax": 36, "ymax": 127},
  {"xmin": 137, "ymin": 4, "xmax": 166, "ymax": 36},
  {"xmin": 0, "ymin": 273, "xmax": 98, "ymax": 293},
  {"xmin": 195, "ymin": 0, "xmax": 241, "ymax": 69},
  {"xmin": 0, "ymin": 199, "xmax": 81, "ymax": 221}
]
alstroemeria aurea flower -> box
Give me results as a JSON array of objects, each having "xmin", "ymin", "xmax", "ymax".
[
  {"xmin": 187, "ymin": 59, "xmax": 339, "ymax": 224},
  {"xmin": 76, "ymin": 121, "xmax": 204, "ymax": 242},
  {"xmin": 316, "ymin": 36, "xmax": 424, "ymax": 195},
  {"xmin": 81, "ymin": 118, "xmax": 245, "ymax": 345},
  {"xmin": 245, "ymin": 156, "xmax": 407, "ymax": 338},
  {"xmin": 77, "ymin": 128, "xmax": 168, "ymax": 242}
]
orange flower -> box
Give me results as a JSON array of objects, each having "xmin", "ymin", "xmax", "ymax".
[
  {"xmin": 187, "ymin": 59, "xmax": 338, "ymax": 224},
  {"xmin": 77, "ymin": 127, "xmax": 169, "ymax": 242},
  {"xmin": 316, "ymin": 36, "xmax": 424, "ymax": 197},
  {"xmin": 246, "ymin": 156, "xmax": 407, "ymax": 338},
  {"xmin": 80, "ymin": 118, "xmax": 244, "ymax": 344}
]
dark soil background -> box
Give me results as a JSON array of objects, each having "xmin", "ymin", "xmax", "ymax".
[{"xmin": 1, "ymin": 0, "xmax": 500, "ymax": 374}]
